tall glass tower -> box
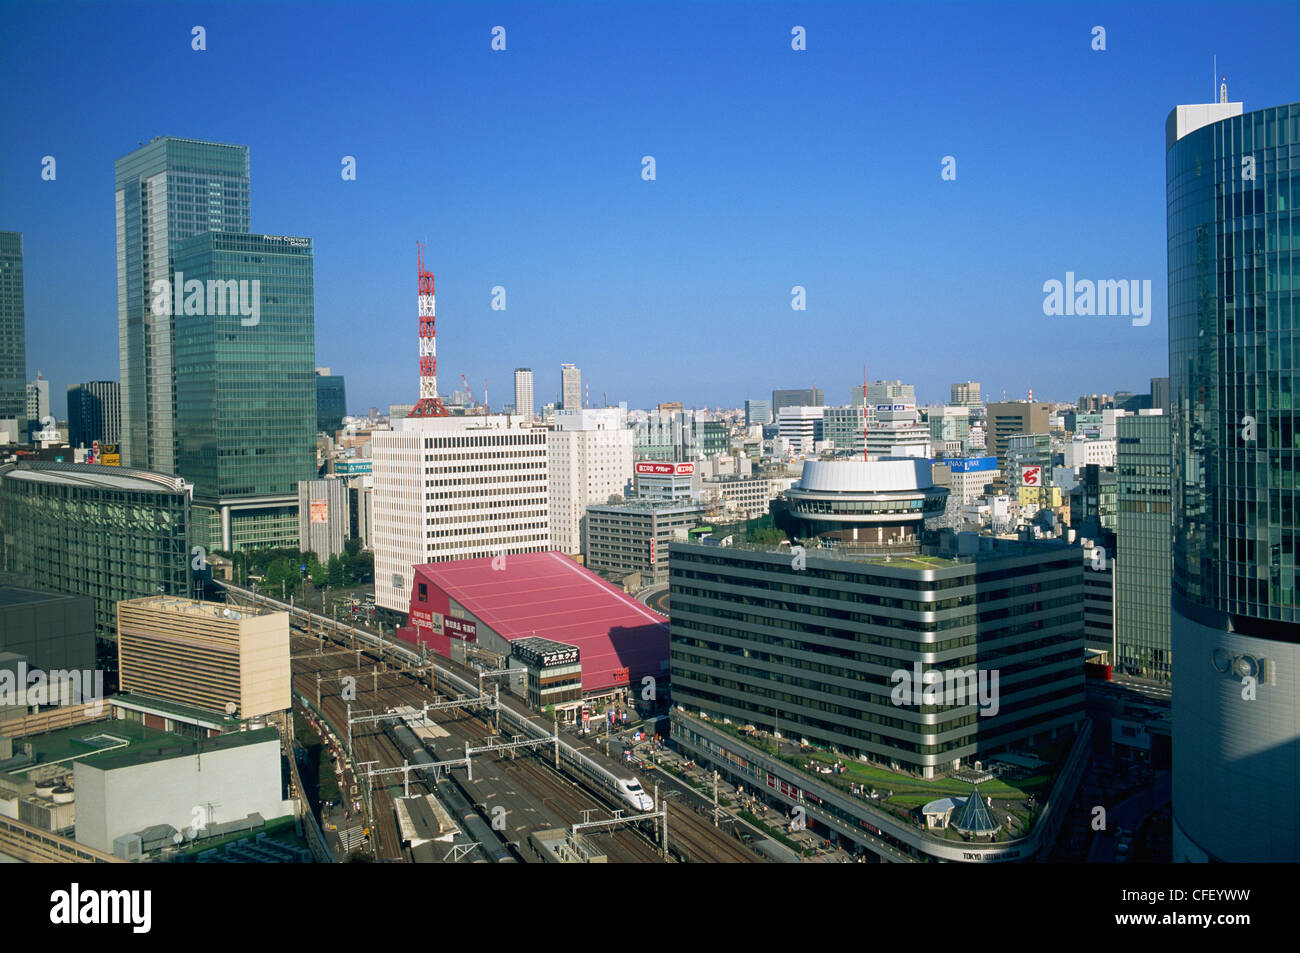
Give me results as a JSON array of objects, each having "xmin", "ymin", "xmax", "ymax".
[
  {"xmin": 0, "ymin": 231, "xmax": 26, "ymax": 439},
  {"xmin": 115, "ymin": 138, "xmax": 251, "ymax": 471},
  {"xmin": 173, "ymin": 232, "xmax": 317, "ymax": 552},
  {"xmin": 1166, "ymin": 96, "xmax": 1300, "ymax": 862}
]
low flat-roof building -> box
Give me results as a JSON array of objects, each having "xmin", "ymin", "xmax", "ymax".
[
  {"xmin": 397, "ymin": 551, "xmax": 667, "ymax": 709},
  {"xmin": 116, "ymin": 596, "xmax": 290, "ymax": 720}
]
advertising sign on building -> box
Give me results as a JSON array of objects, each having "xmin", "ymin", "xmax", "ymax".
[
  {"xmin": 636, "ymin": 462, "xmax": 696, "ymax": 476},
  {"xmin": 444, "ymin": 616, "xmax": 477, "ymax": 642},
  {"xmin": 1020, "ymin": 465, "xmax": 1042, "ymax": 487},
  {"xmin": 310, "ymin": 500, "xmax": 329, "ymax": 523}
]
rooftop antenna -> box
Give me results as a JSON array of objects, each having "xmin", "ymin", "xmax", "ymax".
[
  {"xmin": 1220, "ymin": 74, "xmax": 1228, "ymax": 105},
  {"xmin": 1213, "ymin": 54, "xmax": 1216, "ymax": 102}
]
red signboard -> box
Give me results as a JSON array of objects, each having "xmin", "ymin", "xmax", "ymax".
[
  {"xmin": 649, "ymin": 538, "xmax": 656, "ymax": 564},
  {"xmin": 1020, "ymin": 465, "xmax": 1042, "ymax": 487},
  {"xmin": 444, "ymin": 616, "xmax": 477, "ymax": 642}
]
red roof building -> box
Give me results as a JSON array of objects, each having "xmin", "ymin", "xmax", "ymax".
[{"xmin": 397, "ymin": 551, "xmax": 668, "ymax": 697}]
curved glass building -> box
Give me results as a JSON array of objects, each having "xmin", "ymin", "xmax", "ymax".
[{"xmin": 1166, "ymin": 97, "xmax": 1300, "ymax": 862}]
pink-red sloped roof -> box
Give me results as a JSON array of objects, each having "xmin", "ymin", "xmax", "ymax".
[{"xmin": 412, "ymin": 551, "xmax": 668, "ymax": 695}]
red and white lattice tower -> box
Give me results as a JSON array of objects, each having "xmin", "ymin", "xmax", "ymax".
[{"xmin": 408, "ymin": 242, "xmax": 448, "ymax": 418}]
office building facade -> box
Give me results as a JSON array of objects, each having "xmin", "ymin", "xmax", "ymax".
[
  {"xmin": 986, "ymin": 402, "xmax": 1051, "ymax": 470},
  {"xmin": 744, "ymin": 399, "xmax": 772, "ymax": 426},
  {"xmin": 115, "ymin": 137, "xmax": 252, "ymax": 472},
  {"xmin": 172, "ymin": 232, "xmax": 317, "ymax": 552},
  {"xmin": 371, "ymin": 415, "xmax": 550, "ymax": 613},
  {"xmin": 583, "ymin": 500, "xmax": 702, "ymax": 585},
  {"xmin": 669, "ymin": 537, "xmax": 1085, "ymax": 779},
  {"xmin": 1115, "ymin": 412, "xmax": 1171, "ymax": 682},
  {"xmin": 25, "ymin": 374, "xmax": 49, "ymax": 439},
  {"xmin": 1166, "ymin": 98, "xmax": 1300, "ymax": 862},
  {"xmin": 298, "ymin": 477, "xmax": 348, "ymax": 560},
  {"xmin": 0, "ymin": 462, "xmax": 193, "ymax": 654},
  {"xmin": 547, "ymin": 408, "xmax": 634, "ymax": 555},
  {"xmin": 67, "ymin": 381, "xmax": 121, "ymax": 449}
]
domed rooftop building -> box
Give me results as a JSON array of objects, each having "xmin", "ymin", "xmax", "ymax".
[{"xmin": 779, "ymin": 458, "xmax": 948, "ymax": 551}]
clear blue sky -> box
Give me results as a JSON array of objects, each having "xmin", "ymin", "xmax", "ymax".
[{"xmin": 2, "ymin": 0, "xmax": 1297, "ymax": 417}]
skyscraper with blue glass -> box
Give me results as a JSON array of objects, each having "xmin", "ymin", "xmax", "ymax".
[
  {"xmin": 115, "ymin": 138, "xmax": 251, "ymax": 472},
  {"xmin": 172, "ymin": 232, "xmax": 317, "ymax": 552},
  {"xmin": 1166, "ymin": 94, "xmax": 1300, "ymax": 862}
]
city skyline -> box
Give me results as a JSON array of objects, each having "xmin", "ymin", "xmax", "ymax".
[{"xmin": 4, "ymin": 3, "xmax": 1298, "ymax": 417}]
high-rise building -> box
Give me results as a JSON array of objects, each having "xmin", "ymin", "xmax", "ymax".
[
  {"xmin": 1166, "ymin": 96, "xmax": 1300, "ymax": 862},
  {"xmin": 514, "ymin": 367, "xmax": 535, "ymax": 418},
  {"xmin": 115, "ymin": 138, "xmax": 251, "ymax": 472},
  {"xmin": 298, "ymin": 477, "xmax": 348, "ymax": 560},
  {"xmin": 548, "ymin": 408, "xmax": 634, "ymax": 555},
  {"xmin": 172, "ymin": 232, "xmax": 316, "ymax": 552},
  {"xmin": 865, "ymin": 403, "xmax": 931, "ymax": 459},
  {"xmin": 561, "ymin": 363, "xmax": 581, "ymax": 409},
  {"xmin": 1149, "ymin": 376, "xmax": 1171, "ymax": 415},
  {"xmin": 371, "ymin": 415, "xmax": 550, "ymax": 613},
  {"xmin": 744, "ymin": 399, "xmax": 772, "ymax": 426},
  {"xmin": 772, "ymin": 387, "xmax": 823, "ymax": 412},
  {"xmin": 0, "ymin": 232, "xmax": 26, "ymax": 443},
  {"xmin": 67, "ymin": 381, "xmax": 121, "ymax": 449},
  {"xmin": 315, "ymin": 369, "xmax": 347, "ymax": 435},
  {"xmin": 951, "ymin": 381, "xmax": 982, "ymax": 408},
  {"xmin": 25, "ymin": 372, "xmax": 49, "ymax": 438},
  {"xmin": 822, "ymin": 405, "xmax": 870, "ymax": 455},
  {"xmin": 1115, "ymin": 411, "xmax": 1171, "ymax": 681},
  {"xmin": 986, "ymin": 402, "xmax": 1051, "ymax": 470}
]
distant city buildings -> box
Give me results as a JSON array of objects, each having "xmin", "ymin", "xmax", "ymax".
[
  {"xmin": 771, "ymin": 387, "xmax": 823, "ymax": 412},
  {"xmin": 950, "ymin": 380, "xmax": 982, "ymax": 408},
  {"xmin": 776, "ymin": 405, "xmax": 824, "ymax": 455},
  {"xmin": 852, "ymin": 380, "xmax": 915, "ymax": 407},
  {"xmin": 67, "ymin": 381, "xmax": 121, "ymax": 449},
  {"xmin": 986, "ymin": 402, "xmax": 1051, "ymax": 470},
  {"xmin": 25, "ymin": 372, "xmax": 49, "ymax": 439},
  {"xmin": 744, "ymin": 398, "xmax": 772, "ymax": 426}
]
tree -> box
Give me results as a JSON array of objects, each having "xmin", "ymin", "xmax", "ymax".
[
  {"xmin": 327, "ymin": 553, "xmax": 344, "ymax": 588},
  {"xmin": 309, "ymin": 558, "xmax": 327, "ymax": 588}
]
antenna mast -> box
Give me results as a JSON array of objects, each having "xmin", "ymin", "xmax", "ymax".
[{"xmin": 408, "ymin": 242, "xmax": 448, "ymax": 418}]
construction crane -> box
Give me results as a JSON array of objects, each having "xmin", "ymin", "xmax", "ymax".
[{"xmin": 460, "ymin": 373, "xmax": 476, "ymax": 410}]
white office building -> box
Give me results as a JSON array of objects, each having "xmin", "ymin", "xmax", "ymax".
[
  {"xmin": 1063, "ymin": 438, "xmax": 1117, "ymax": 469},
  {"xmin": 547, "ymin": 408, "xmax": 634, "ymax": 555},
  {"xmin": 561, "ymin": 363, "xmax": 581, "ymax": 410},
  {"xmin": 865, "ymin": 404, "xmax": 931, "ymax": 459},
  {"xmin": 823, "ymin": 405, "xmax": 871, "ymax": 455},
  {"xmin": 514, "ymin": 368, "xmax": 534, "ymax": 419},
  {"xmin": 777, "ymin": 406, "xmax": 824, "ymax": 455},
  {"xmin": 372, "ymin": 415, "xmax": 550, "ymax": 612}
]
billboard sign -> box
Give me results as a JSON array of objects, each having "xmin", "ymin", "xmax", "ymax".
[
  {"xmin": 635, "ymin": 462, "xmax": 696, "ymax": 476},
  {"xmin": 1020, "ymin": 466, "xmax": 1043, "ymax": 487},
  {"xmin": 310, "ymin": 500, "xmax": 329, "ymax": 523},
  {"xmin": 947, "ymin": 456, "xmax": 997, "ymax": 473},
  {"xmin": 444, "ymin": 616, "xmax": 477, "ymax": 642}
]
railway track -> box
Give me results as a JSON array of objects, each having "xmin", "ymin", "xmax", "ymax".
[{"xmin": 282, "ymin": 612, "xmax": 761, "ymax": 863}]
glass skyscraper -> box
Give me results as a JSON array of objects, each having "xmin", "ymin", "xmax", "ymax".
[
  {"xmin": 1115, "ymin": 411, "xmax": 1171, "ymax": 682},
  {"xmin": 316, "ymin": 370, "xmax": 347, "ymax": 435},
  {"xmin": 115, "ymin": 138, "xmax": 251, "ymax": 472},
  {"xmin": 172, "ymin": 232, "xmax": 317, "ymax": 552},
  {"xmin": 0, "ymin": 231, "xmax": 26, "ymax": 440},
  {"xmin": 1167, "ymin": 97, "xmax": 1299, "ymax": 862}
]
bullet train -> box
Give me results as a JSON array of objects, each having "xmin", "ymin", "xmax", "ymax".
[{"xmin": 617, "ymin": 777, "xmax": 654, "ymax": 812}]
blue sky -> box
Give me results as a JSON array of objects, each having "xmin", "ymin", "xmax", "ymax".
[{"xmin": 2, "ymin": 0, "xmax": 1297, "ymax": 417}]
